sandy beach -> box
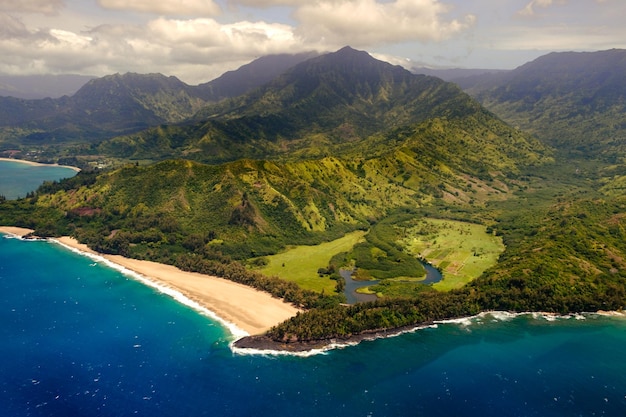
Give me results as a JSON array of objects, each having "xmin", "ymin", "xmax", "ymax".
[
  {"xmin": 0, "ymin": 226, "xmax": 37, "ymax": 237},
  {"xmin": 0, "ymin": 157, "xmax": 81, "ymax": 172},
  {"xmin": 0, "ymin": 227, "xmax": 300, "ymax": 336}
]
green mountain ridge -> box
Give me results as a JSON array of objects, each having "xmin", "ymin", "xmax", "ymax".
[
  {"xmin": 100, "ymin": 47, "xmax": 540, "ymax": 165},
  {"xmin": 0, "ymin": 74, "xmax": 95, "ymax": 100},
  {"xmin": 194, "ymin": 51, "xmax": 319, "ymax": 102},
  {"xmin": 0, "ymin": 73, "xmax": 202, "ymax": 145},
  {"xmin": 198, "ymin": 46, "xmax": 490, "ymax": 142},
  {"xmin": 460, "ymin": 49, "xmax": 626, "ymax": 160},
  {"xmin": 0, "ymin": 53, "xmax": 315, "ymax": 148}
]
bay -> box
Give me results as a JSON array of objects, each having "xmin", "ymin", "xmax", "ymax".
[
  {"xmin": 1, "ymin": 235, "xmax": 626, "ymax": 416},
  {"xmin": 0, "ymin": 160, "xmax": 78, "ymax": 200}
]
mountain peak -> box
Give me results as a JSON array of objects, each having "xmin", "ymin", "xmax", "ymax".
[
  {"xmin": 186, "ymin": 45, "xmax": 478, "ymax": 151},
  {"xmin": 195, "ymin": 51, "xmax": 318, "ymax": 101},
  {"xmin": 325, "ymin": 46, "xmax": 382, "ymax": 66},
  {"xmin": 288, "ymin": 46, "xmax": 409, "ymax": 81},
  {"xmin": 335, "ymin": 45, "xmax": 369, "ymax": 56}
]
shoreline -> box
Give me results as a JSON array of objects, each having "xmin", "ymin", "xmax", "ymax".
[
  {"xmin": 3, "ymin": 226, "xmax": 625, "ymax": 356},
  {"xmin": 0, "ymin": 227, "xmax": 300, "ymax": 338},
  {"xmin": 0, "ymin": 157, "xmax": 81, "ymax": 172},
  {"xmin": 233, "ymin": 309, "xmax": 626, "ymax": 355}
]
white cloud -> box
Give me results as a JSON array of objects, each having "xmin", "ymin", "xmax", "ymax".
[
  {"xmin": 4, "ymin": 1, "xmax": 477, "ymax": 82},
  {"xmin": 0, "ymin": 13, "xmax": 31, "ymax": 38},
  {"xmin": 2, "ymin": 0, "xmax": 623, "ymax": 84},
  {"xmin": 0, "ymin": 13, "xmax": 311, "ymax": 83},
  {"xmin": 0, "ymin": 21, "xmax": 99, "ymax": 75},
  {"xmin": 488, "ymin": 23, "xmax": 626, "ymax": 52},
  {"xmin": 146, "ymin": 18, "xmax": 226, "ymax": 47},
  {"xmin": 0, "ymin": 0, "xmax": 65, "ymax": 15},
  {"xmin": 146, "ymin": 17, "xmax": 302, "ymax": 58},
  {"xmin": 48, "ymin": 29, "xmax": 92, "ymax": 47},
  {"xmin": 517, "ymin": 0, "xmax": 566, "ymax": 18},
  {"xmin": 0, "ymin": 1, "xmax": 476, "ymax": 83},
  {"xmin": 293, "ymin": 0, "xmax": 475, "ymax": 47},
  {"xmin": 370, "ymin": 52, "xmax": 413, "ymax": 69},
  {"xmin": 229, "ymin": 0, "xmax": 308, "ymax": 6},
  {"xmin": 97, "ymin": 0, "xmax": 221, "ymax": 16}
]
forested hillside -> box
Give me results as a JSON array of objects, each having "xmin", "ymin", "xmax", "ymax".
[
  {"xmin": 0, "ymin": 52, "xmax": 314, "ymax": 150},
  {"xmin": 99, "ymin": 47, "xmax": 544, "ymax": 164},
  {"xmin": 460, "ymin": 49, "xmax": 626, "ymax": 161}
]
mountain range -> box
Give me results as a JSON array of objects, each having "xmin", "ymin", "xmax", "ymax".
[
  {"xmin": 458, "ymin": 49, "xmax": 626, "ymax": 160},
  {"xmin": 0, "ymin": 52, "xmax": 316, "ymax": 145},
  {"xmin": 2, "ymin": 47, "xmax": 624, "ymax": 163},
  {"xmin": 98, "ymin": 46, "xmax": 542, "ymax": 164},
  {"xmin": 411, "ymin": 67, "xmax": 506, "ymax": 82},
  {"xmin": 0, "ymin": 74, "xmax": 95, "ymax": 100}
]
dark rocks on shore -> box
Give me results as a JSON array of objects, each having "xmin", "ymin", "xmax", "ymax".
[
  {"xmin": 233, "ymin": 335, "xmax": 334, "ymax": 352},
  {"xmin": 233, "ymin": 322, "xmax": 438, "ymax": 353}
]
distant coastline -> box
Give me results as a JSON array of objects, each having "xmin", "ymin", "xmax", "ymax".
[{"xmin": 0, "ymin": 157, "xmax": 81, "ymax": 172}]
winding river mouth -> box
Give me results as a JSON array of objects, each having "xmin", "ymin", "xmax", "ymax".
[{"xmin": 341, "ymin": 262, "xmax": 442, "ymax": 304}]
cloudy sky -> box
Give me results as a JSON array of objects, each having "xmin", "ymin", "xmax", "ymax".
[{"xmin": 1, "ymin": 0, "xmax": 624, "ymax": 84}]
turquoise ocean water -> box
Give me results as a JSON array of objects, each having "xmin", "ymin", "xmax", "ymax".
[
  {"xmin": 2, "ymin": 234, "xmax": 626, "ymax": 417},
  {"xmin": 0, "ymin": 160, "xmax": 77, "ymax": 200}
]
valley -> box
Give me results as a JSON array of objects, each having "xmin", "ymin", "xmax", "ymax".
[{"xmin": 399, "ymin": 218, "xmax": 504, "ymax": 291}]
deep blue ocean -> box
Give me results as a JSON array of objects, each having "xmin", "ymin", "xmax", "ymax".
[
  {"xmin": 2, "ymin": 235, "xmax": 626, "ymax": 417},
  {"xmin": 0, "ymin": 160, "xmax": 77, "ymax": 200}
]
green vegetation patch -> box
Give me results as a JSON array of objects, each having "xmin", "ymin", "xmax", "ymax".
[
  {"xmin": 398, "ymin": 218, "xmax": 504, "ymax": 290},
  {"xmin": 346, "ymin": 209, "xmax": 428, "ymax": 281},
  {"xmin": 366, "ymin": 280, "xmax": 436, "ymax": 299},
  {"xmin": 257, "ymin": 230, "xmax": 366, "ymax": 293}
]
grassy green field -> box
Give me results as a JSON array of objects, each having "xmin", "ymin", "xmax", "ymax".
[
  {"xmin": 398, "ymin": 218, "xmax": 504, "ymax": 291},
  {"xmin": 257, "ymin": 230, "xmax": 366, "ymax": 293}
]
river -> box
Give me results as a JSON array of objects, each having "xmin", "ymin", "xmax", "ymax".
[{"xmin": 341, "ymin": 261, "xmax": 442, "ymax": 304}]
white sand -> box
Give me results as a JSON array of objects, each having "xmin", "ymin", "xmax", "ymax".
[
  {"xmin": 0, "ymin": 227, "xmax": 299, "ymax": 335},
  {"xmin": 0, "ymin": 157, "xmax": 80, "ymax": 172},
  {"xmin": 0, "ymin": 226, "xmax": 36, "ymax": 236}
]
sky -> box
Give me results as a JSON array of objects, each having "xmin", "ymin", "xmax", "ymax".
[{"xmin": 0, "ymin": 0, "xmax": 624, "ymax": 84}]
